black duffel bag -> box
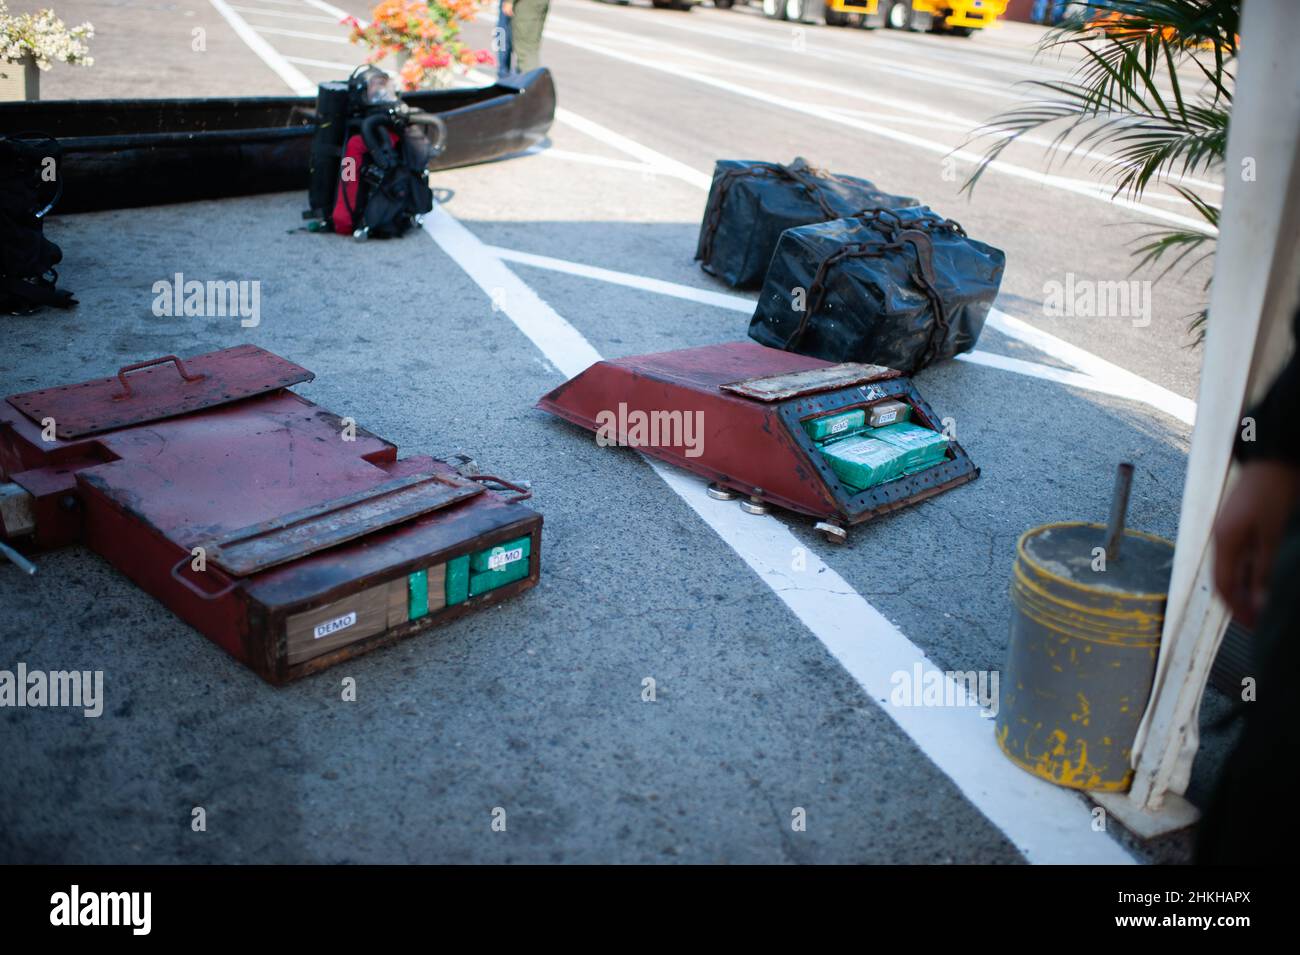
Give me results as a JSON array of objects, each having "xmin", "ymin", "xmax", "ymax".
[
  {"xmin": 695, "ymin": 157, "xmax": 919, "ymax": 290},
  {"xmin": 748, "ymin": 207, "xmax": 1005, "ymax": 375},
  {"xmin": 1, "ymin": 133, "xmax": 76, "ymax": 315}
]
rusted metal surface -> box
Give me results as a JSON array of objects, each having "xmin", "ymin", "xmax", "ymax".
[
  {"xmin": 202, "ymin": 472, "xmax": 483, "ymax": 576},
  {"xmin": 0, "ymin": 347, "xmax": 542, "ymax": 685},
  {"xmin": 537, "ymin": 341, "xmax": 976, "ymax": 527},
  {"xmin": 6, "ymin": 344, "xmax": 313, "ymax": 439},
  {"xmin": 720, "ymin": 361, "xmax": 900, "ymax": 401}
]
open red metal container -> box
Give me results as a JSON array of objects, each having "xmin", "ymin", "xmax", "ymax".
[
  {"xmin": 0, "ymin": 345, "xmax": 542, "ymax": 684},
  {"xmin": 537, "ymin": 341, "xmax": 977, "ymax": 542}
]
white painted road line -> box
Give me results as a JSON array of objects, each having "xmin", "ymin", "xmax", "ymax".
[
  {"xmin": 252, "ymin": 24, "xmax": 351, "ymax": 43},
  {"xmin": 519, "ymin": 97, "xmax": 1201, "ymax": 425},
  {"xmin": 425, "ymin": 204, "xmax": 1135, "ymax": 865},
  {"xmin": 490, "ymin": 242, "xmax": 1196, "ymax": 422},
  {"xmin": 563, "ymin": 0, "xmax": 1189, "ymax": 105},
  {"xmin": 487, "ymin": 244, "xmax": 756, "ymax": 312},
  {"xmin": 984, "ymin": 311, "xmax": 1196, "ymax": 426},
  {"xmin": 214, "ymin": 0, "xmax": 1143, "ymax": 862},
  {"xmin": 552, "ymin": 107, "xmax": 715, "ymax": 190},
  {"xmin": 529, "ymin": 148, "xmax": 664, "ymax": 175},
  {"xmin": 207, "ymin": 0, "xmax": 315, "ymax": 94},
  {"xmin": 283, "ymin": 54, "xmax": 359, "ymax": 71},
  {"xmin": 543, "ymin": 22, "xmax": 1217, "ymax": 233},
  {"xmin": 228, "ymin": 5, "xmax": 340, "ymax": 23},
  {"xmin": 300, "ymin": 0, "xmax": 355, "ymax": 19},
  {"xmin": 546, "ymin": 11, "xmax": 1222, "ymax": 196}
]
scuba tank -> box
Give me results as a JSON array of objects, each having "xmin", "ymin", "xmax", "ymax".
[
  {"xmin": 306, "ymin": 80, "xmax": 351, "ymax": 222},
  {"xmin": 305, "ymin": 66, "xmax": 446, "ymax": 239}
]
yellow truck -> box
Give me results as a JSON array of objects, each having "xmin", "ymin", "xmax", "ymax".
[{"xmin": 764, "ymin": 0, "xmax": 1006, "ymax": 35}]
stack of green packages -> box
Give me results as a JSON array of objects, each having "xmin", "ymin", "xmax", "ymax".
[
  {"xmin": 820, "ymin": 434, "xmax": 906, "ymax": 490},
  {"xmin": 871, "ymin": 422, "xmax": 949, "ymax": 475},
  {"xmin": 817, "ymin": 422, "xmax": 948, "ymax": 492}
]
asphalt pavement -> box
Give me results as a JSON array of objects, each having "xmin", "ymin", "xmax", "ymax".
[{"xmin": 0, "ymin": 0, "xmax": 1237, "ymax": 864}]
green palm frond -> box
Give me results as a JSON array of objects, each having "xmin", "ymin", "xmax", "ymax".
[{"xmin": 959, "ymin": 0, "xmax": 1238, "ymax": 340}]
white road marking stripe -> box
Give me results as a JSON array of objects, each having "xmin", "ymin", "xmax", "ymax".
[
  {"xmin": 228, "ymin": 5, "xmax": 339, "ymax": 22},
  {"xmin": 283, "ymin": 54, "xmax": 360, "ymax": 70},
  {"xmin": 598, "ymin": 0, "xmax": 1065, "ymax": 81},
  {"xmin": 567, "ymin": 0, "xmax": 1189, "ymax": 103},
  {"xmin": 252, "ymin": 24, "xmax": 350, "ymax": 42},
  {"xmin": 488, "ymin": 243, "xmax": 757, "ymax": 311},
  {"xmin": 217, "ymin": 0, "xmax": 1140, "ymax": 861},
  {"xmin": 526, "ymin": 147, "xmax": 666, "ymax": 174},
  {"xmin": 820, "ymin": 106, "xmax": 971, "ymax": 133},
  {"xmin": 489, "ymin": 243, "xmax": 1196, "ymax": 420},
  {"xmin": 543, "ymin": 13, "xmax": 1220, "ymax": 195},
  {"xmin": 544, "ymin": 25, "xmax": 1216, "ymax": 234},
  {"xmin": 984, "ymin": 311, "xmax": 1196, "ymax": 425},
  {"xmin": 424, "ymin": 205, "xmax": 1135, "ymax": 865},
  {"xmin": 475, "ymin": 118, "xmax": 1198, "ymax": 426},
  {"xmin": 300, "ymin": 0, "xmax": 354, "ymax": 18},
  {"xmin": 552, "ymin": 11, "xmax": 1031, "ymax": 103},
  {"xmin": 552, "ymin": 107, "xmax": 714, "ymax": 190},
  {"xmin": 423, "ymin": 209, "xmax": 602, "ymax": 378},
  {"xmin": 954, "ymin": 349, "xmax": 1155, "ymax": 398},
  {"xmin": 206, "ymin": 0, "xmax": 315, "ymax": 94}
]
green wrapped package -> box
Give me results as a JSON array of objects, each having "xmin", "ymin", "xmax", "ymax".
[
  {"xmin": 469, "ymin": 536, "xmax": 531, "ymax": 573},
  {"xmin": 871, "ymin": 422, "xmax": 949, "ymax": 473},
  {"xmin": 803, "ymin": 408, "xmax": 865, "ymax": 442},
  {"xmin": 470, "ymin": 558, "xmax": 530, "ymax": 597},
  {"xmin": 468, "ymin": 536, "xmax": 531, "ymax": 597},
  {"xmin": 445, "ymin": 554, "xmax": 470, "ymax": 606},
  {"xmin": 819, "ymin": 434, "xmax": 906, "ymax": 491},
  {"xmin": 408, "ymin": 569, "xmax": 430, "ymax": 619}
]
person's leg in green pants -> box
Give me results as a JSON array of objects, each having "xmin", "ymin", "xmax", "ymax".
[{"xmin": 508, "ymin": 0, "xmax": 550, "ymax": 74}]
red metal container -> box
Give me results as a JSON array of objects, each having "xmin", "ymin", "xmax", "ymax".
[
  {"xmin": 1, "ymin": 346, "xmax": 542, "ymax": 684},
  {"xmin": 537, "ymin": 342, "xmax": 976, "ymax": 542}
]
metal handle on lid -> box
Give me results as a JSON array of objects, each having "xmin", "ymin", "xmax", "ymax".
[{"xmin": 113, "ymin": 355, "xmax": 206, "ymax": 400}]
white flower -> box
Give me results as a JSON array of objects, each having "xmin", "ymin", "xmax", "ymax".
[{"xmin": 0, "ymin": 2, "xmax": 94, "ymax": 68}]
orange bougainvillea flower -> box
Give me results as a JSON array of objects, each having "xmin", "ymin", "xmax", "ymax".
[
  {"xmin": 399, "ymin": 57, "xmax": 423, "ymax": 84},
  {"xmin": 349, "ymin": 1, "xmax": 492, "ymax": 88}
]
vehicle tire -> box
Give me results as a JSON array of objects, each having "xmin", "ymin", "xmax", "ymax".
[
  {"xmin": 762, "ymin": 0, "xmax": 786, "ymax": 17},
  {"xmin": 715, "ymin": 0, "xmax": 735, "ymax": 7},
  {"xmin": 785, "ymin": 0, "xmax": 808, "ymax": 21},
  {"xmin": 947, "ymin": 25, "xmax": 974, "ymax": 36},
  {"xmin": 824, "ymin": 2, "xmax": 845, "ymax": 24},
  {"xmin": 885, "ymin": 0, "xmax": 912, "ymax": 29}
]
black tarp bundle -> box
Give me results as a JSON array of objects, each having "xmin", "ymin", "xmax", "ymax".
[
  {"xmin": 695, "ymin": 157, "xmax": 919, "ymax": 289},
  {"xmin": 748, "ymin": 207, "xmax": 1005, "ymax": 374}
]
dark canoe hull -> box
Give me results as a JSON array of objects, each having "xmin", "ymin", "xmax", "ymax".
[{"xmin": 0, "ymin": 69, "xmax": 555, "ymax": 213}]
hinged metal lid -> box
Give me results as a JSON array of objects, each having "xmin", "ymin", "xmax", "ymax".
[
  {"xmin": 198, "ymin": 472, "xmax": 485, "ymax": 576},
  {"xmin": 5, "ymin": 345, "xmax": 314, "ymax": 439},
  {"xmin": 719, "ymin": 362, "xmax": 900, "ymax": 402}
]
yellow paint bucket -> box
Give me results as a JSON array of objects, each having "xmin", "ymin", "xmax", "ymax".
[{"xmin": 996, "ymin": 521, "xmax": 1174, "ymax": 791}]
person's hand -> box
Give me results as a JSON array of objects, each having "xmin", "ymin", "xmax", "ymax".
[
  {"xmin": 1213, "ymin": 459, "xmax": 1300, "ymax": 627},
  {"xmin": 503, "ymin": 1, "xmax": 513, "ymax": 15}
]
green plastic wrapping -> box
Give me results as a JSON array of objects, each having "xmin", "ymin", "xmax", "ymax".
[
  {"xmin": 803, "ymin": 408, "xmax": 866, "ymax": 442},
  {"xmin": 871, "ymin": 422, "xmax": 949, "ymax": 473}
]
